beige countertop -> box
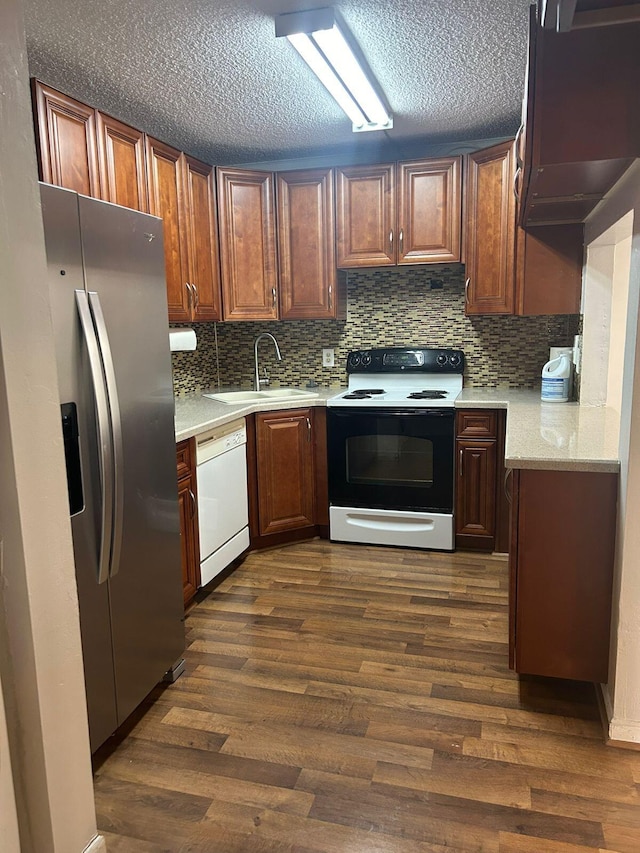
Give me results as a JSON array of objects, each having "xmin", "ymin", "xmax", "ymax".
[
  {"xmin": 176, "ymin": 386, "xmax": 621, "ymax": 473},
  {"xmin": 456, "ymin": 388, "xmax": 620, "ymax": 472},
  {"xmin": 174, "ymin": 387, "xmax": 338, "ymax": 442}
]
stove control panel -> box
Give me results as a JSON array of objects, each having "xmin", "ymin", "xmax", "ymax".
[{"xmin": 346, "ymin": 347, "xmax": 464, "ymax": 374}]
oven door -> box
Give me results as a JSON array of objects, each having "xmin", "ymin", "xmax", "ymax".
[{"xmin": 327, "ymin": 408, "xmax": 454, "ymax": 513}]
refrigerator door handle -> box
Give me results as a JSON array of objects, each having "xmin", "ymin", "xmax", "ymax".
[
  {"xmin": 75, "ymin": 289, "xmax": 114, "ymax": 585},
  {"xmin": 88, "ymin": 291, "xmax": 125, "ymax": 579}
]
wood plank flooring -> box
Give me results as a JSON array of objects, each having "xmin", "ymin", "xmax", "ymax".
[{"xmin": 94, "ymin": 541, "xmax": 640, "ymax": 852}]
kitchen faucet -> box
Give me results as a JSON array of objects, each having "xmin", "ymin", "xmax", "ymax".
[{"xmin": 254, "ymin": 332, "xmax": 282, "ymax": 391}]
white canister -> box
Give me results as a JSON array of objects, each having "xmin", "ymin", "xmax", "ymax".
[{"xmin": 541, "ymin": 355, "xmax": 571, "ymax": 402}]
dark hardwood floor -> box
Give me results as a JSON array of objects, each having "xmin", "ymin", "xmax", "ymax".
[{"xmin": 94, "ymin": 541, "xmax": 640, "ymax": 852}]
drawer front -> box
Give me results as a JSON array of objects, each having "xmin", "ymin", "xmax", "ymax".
[
  {"xmin": 456, "ymin": 410, "xmax": 498, "ymax": 439},
  {"xmin": 176, "ymin": 438, "xmax": 194, "ymax": 480}
]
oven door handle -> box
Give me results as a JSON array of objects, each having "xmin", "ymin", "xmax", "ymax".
[{"xmin": 329, "ymin": 408, "xmax": 454, "ymax": 418}]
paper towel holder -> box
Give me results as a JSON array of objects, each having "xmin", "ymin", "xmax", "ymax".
[{"xmin": 169, "ymin": 328, "xmax": 197, "ymax": 352}]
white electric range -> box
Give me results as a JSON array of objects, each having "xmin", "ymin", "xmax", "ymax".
[{"xmin": 326, "ymin": 347, "xmax": 465, "ymax": 551}]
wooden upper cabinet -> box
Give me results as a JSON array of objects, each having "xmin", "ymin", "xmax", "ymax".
[
  {"xmin": 217, "ymin": 168, "xmax": 278, "ymax": 321},
  {"xmin": 398, "ymin": 158, "xmax": 462, "ymax": 264},
  {"xmin": 514, "ymin": 223, "xmax": 583, "ymax": 316},
  {"xmin": 277, "ymin": 168, "xmax": 337, "ymax": 320},
  {"xmin": 32, "ymin": 81, "xmax": 100, "ymax": 197},
  {"xmin": 183, "ymin": 156, "xmax": 222, "ymax": 322},
  {"xmin": 96, "ymin": 113, "xmax": 148, "ymax": 212},
  {"xmin": 336, "ymin": 164, "xmax": 395, "ymax": 267},
  {"xmin": 145, "ymin": 138, "xmax": 190, "ymax": 323},
  {"xmin": 465, "ymin": 141, "xmax": 516, "ymax": 315}
]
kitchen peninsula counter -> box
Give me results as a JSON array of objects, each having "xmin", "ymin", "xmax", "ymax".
[{"xmin": 455, "ymin": 388, "xmax": 620, "ymax": 473}]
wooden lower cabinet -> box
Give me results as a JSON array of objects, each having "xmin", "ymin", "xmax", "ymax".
[
  {"xmin": 176, "ymin": 439, "xmax": 200, "ymax": 607},
  {"xmin": 455, "ymin": 409, "xmax": 509, "ymax": 552},
  {"xmin": 247, "ymin": 408, "xmax": 328, "ymax": 549},
  {"xmin": 509, "ymin": 468, "xmax": 617, "ymax": 682}
]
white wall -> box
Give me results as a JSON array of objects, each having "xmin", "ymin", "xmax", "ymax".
[
  {"xmin": 0, "ymin": 0, "xmax": 105, "ymax": 849},
  {"xmin": 584, "ymin": 161, "xmax": 640, "ymax": 743}
]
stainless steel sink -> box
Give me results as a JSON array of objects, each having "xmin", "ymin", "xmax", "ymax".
[{"xmin": 203, "ymin": 388, "xmax": 319, "ymax": 404}]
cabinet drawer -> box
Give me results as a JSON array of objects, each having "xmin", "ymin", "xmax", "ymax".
[
  {"xmin": 176, "ymin": 438, "xmax": 194, "ymax": 480},
  {"xmin": 456, "ymin": 410, "xmax": 498, "ymax": 439}
]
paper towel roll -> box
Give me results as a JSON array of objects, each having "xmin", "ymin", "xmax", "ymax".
[{"xmin": 169, "ymin": 328, "xmax": 197, "ymax": 352}]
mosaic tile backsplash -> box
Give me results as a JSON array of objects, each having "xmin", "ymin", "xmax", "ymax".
[{"xmin": 171, "ymin": 264, "xmax": 579, "ymax": 395}]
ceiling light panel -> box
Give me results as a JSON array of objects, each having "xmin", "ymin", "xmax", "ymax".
[{"xmin": 276, "ymin": 7, "xmax": 393, "ymax": 133}]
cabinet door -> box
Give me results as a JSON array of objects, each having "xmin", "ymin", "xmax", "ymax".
[
  {"xmin": 455, "ymin": 439, "xmax": 497, "ymax": 549},
  {"xmin": 32, "ymin": 81, "xmax": 100, "ymax": 197},
  {"xmin": 146, "ymin": 138, "xmax": 190, "ymax": 322},
  {"xmin": 398, "ymin": 158, "xmax": 462, "ymax": 264},
  {"xmin": 465, "ymin": 141, "xmax": 515, "ymax": 314},
  {"xmin": 514, "ymin": 223, "xmax": 583, "ymax": 316},
  {"xmin": 177, "ymin": 475, "xmax": 199, "ymax": 607},
  {"xmin": 255, "ymin": 410, "xmax": 315, "ymax": 536},
  {"xmin": 336, "ymin": 164, "xmax": 395, "ymax": 267},
  {"xmin": 183, "ymin": 156, "xmax": 222, "ymax": 322},
  {"xmin": 277, "ymin": 169, "xmax": 337, "ymax": 319},
  {"xmin": 96, "ymin": 112, "xmax": 148, "ymax": 212},
  {"xmin": 217, "ymin": 168, "xmax": 278, "ymax": 321},
  {"xmin": 177, "ymin": 439, "xmax": 200, "ymax": 608},
  {"xmin": 513, "ymin": 469, "xmax": 617, "ymax": 682}
]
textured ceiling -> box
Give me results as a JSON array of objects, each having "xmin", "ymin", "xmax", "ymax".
[{"xmin": 24, "ymin": 0, "xmax": 533, "ymax": 165}]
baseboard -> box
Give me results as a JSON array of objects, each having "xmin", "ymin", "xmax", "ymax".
[
  {"xmin": 596, "ymin": 682, "xmax": 640, "ymax": 749},
  {"xmin": 83, "ymin": 835, "xmax": 107, "ymax": 853},
  {"xmin": 608, "ymin": 718, "xmax": 640, "ymax": 748}
]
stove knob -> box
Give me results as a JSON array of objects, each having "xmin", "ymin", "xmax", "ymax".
[
  {"xmin": 436, "ymin": 353, "xmax": 448, "ymax": 366},
  {"xmin": 349, "ymin": 353, "xmax": 361, "ymax": 368},
  {"xmin": 449, "ymin": 353, "xmax": 462, "ymax": 367},
  {"xmin": 361, "ymin": 351, "xmax": 372, "ymax": 366}
]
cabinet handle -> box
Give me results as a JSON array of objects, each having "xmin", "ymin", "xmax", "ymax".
[
  {"xmin": 514, "ymin": 122, "xmax": 524, "ymax": 169},
  {"xmin": 306, "ymin": 417, "xmax": 312, "ymax": 442},
  {"xmin": 188, "ymin": 488, "xmax": 196, "ymax": 519},
  {"xmin": 464, "ymin": 278, "xmax": 471, "ymax": 304},
  {"xmin": 399, "ymin": 228, "xmax": 404, "ymax": 255},
  {"xmin": 459, "ymin": 448, "xmax": 464, "ymax": 478},
  {"xmin": 513, "ymin": 165, "xmax": 522, "ymax": 203},
  {"xmin": 272, "ymin": 287, "xmax": 277, "ymax": 309},
  {"xmin": 504, "ymin": 469, "xmax": 513, "ymax": 505},
  {"xmin": 328, "ymin": 284, "xmax": 332, "ymax": 309},
  {"xmin": 389, "ymin": 230, "xmax": 393, "ymax": 250},
  {"xmin": 185, "ymin": 282, "xmax": 193, "ymax": 313},
  {"xmin": 192, "ymin": 283, "xmax": 199, "ymax": 310}
]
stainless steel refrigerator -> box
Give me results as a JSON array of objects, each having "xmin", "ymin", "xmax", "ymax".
[{"xmin": 40, "ymin": 183, "xmax": 185, "ymax": 753}]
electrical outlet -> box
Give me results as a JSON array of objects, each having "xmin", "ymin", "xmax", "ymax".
[{"xmin": 322, "ymin": 348, "xmax": 335, "ymax": 367}]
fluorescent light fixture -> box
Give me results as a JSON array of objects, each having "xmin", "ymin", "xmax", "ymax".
[{"xmin": 276, "ymin": 7, "xmax": 393, "ymax": 133}]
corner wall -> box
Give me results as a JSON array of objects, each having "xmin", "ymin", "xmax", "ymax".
[
  {"xmin": 585, "ymin": 161, "xmax": 640, "ymax": 744},
  {"xmin": 0, "ymin": 0, "xmax": 104, "ymax": 848}
]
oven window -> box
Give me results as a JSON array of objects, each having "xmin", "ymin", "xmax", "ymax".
[{"xmin": 346, "ymin": 434, "xmax": 433, "ymax": 488}]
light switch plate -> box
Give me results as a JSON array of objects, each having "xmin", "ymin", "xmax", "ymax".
[{"xmin": 322, "ymin": 348, "xmax": 335, "ymax": 367}]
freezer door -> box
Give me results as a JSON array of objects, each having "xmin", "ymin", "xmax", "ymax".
[
  {"xmin": 77, "ymin": 194, "xmax": 184, "ymax": 727},
  {"xmin": 40, "ymin": 183, "xmax": 118, "ymax": 752}
]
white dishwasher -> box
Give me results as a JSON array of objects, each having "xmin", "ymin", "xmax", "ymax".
[{"xmin": 196, "ymin": 418, "xmax": 249, "ymax": 586}]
